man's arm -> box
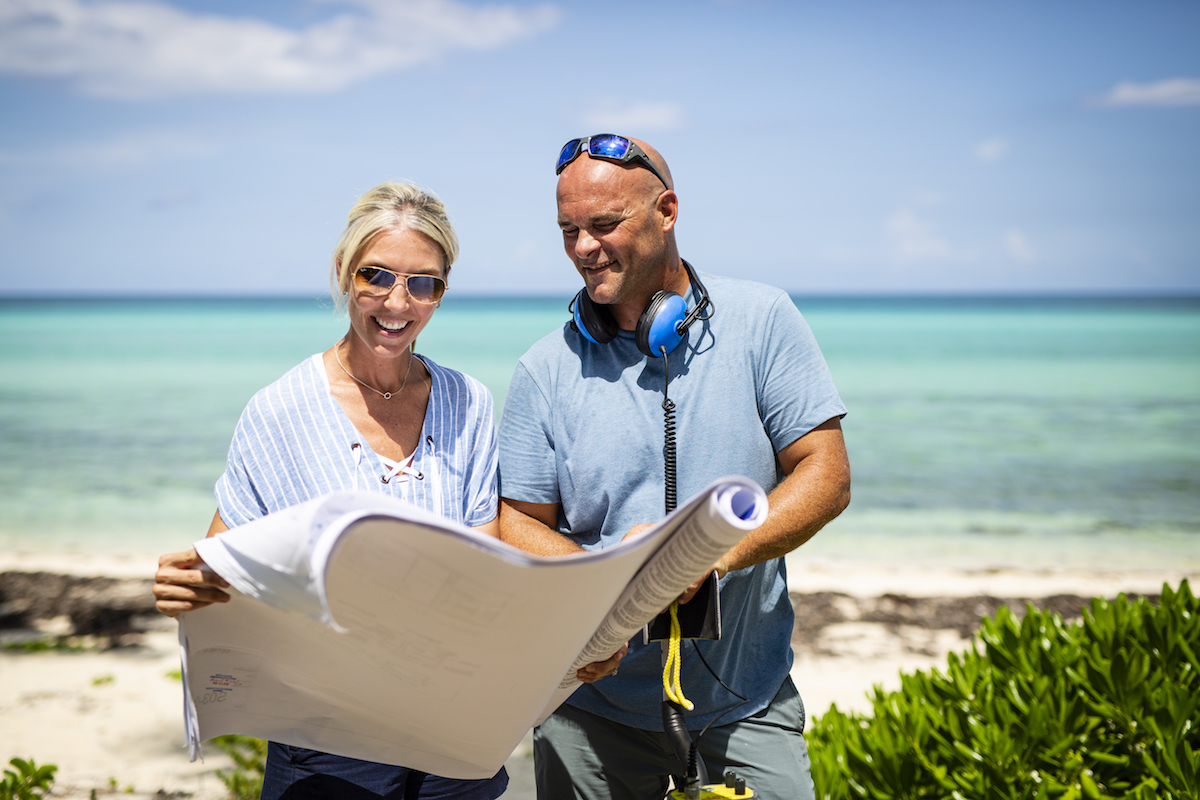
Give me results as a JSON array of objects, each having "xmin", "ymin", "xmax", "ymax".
[
  {"xmin": 678, "ymin": 416, "xmax": 850, "ymax": 601},
  {"xmin": 498, "ymin": 498, "xmax": 585, "ymax": 556},
  {"xmin": 727, "ymin": 416, "xmax": 850, "ymax": 569}
]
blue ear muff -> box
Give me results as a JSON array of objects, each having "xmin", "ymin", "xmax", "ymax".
[
  {"xmin": 636, "ymin": 291, "xmax": 688, "ymax": 358},
  {"xmin": 571, "ymin": 289, "xmax": 618, "ymax": 345},
  {"xmin": 570, "ymin": 260, "xmax": 712, "ymax": 356}
]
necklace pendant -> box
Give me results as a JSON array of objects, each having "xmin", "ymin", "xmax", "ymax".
[{"xmin": 334, "ymin": 343, "xmax": 413, "ymax": 402}]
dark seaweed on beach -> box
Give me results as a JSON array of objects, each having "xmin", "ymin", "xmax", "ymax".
[
  {"xmin": 1, "ymin": 570, "xmax": 1161, "ymax": 652},
  {"xmin": 789, "ymin": 590, "xmax": 1159, "ymax": 648},
  {"xmin": 0, "ymin": 571, "xmax": 164, "ymax": 648}
]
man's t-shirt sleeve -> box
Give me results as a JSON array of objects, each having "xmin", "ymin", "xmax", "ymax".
[
  {"xmin": 755, "ymin": 292, "xmax": 847, "ymax": 454},
  {"xmin": 497, "ymin": 359, "xmax": 561, "ymax": 506}
]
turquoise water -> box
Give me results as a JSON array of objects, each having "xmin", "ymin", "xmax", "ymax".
[{"xmin": 2, "ymin": 296, "xmax": 1198, "ymax": 571}]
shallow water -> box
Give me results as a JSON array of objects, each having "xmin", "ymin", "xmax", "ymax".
[{"xmin": 2, "ymin": 295, "xmax": 1197, "ymax": 571}]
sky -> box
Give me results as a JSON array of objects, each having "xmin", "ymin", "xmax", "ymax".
[{"xmin": 0, "ymin": 0, "xmax": 1197, "ymax": 297}]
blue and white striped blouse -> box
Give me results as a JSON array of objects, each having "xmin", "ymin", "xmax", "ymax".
[{"xmin": 215, "ymin": 353, "xmax": 498, "ymax": 529}]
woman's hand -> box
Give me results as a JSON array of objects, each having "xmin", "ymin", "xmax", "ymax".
[
  {"xmin": 153, "ymin": 548, "xmax": 231, "ymax": 617},
  {"xmin": 575, "ymin": 643, "xmax": 629, "ymax": 684}
]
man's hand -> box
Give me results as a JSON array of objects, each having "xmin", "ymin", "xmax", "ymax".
[
  {"xmin": 621, "ymin": 523, "xmax": 654, "ymax": 542},
  {"xmin": 678, "ymin": 558, "xmax": 730, "ymax": 605},
  {"xmin": 153, "ymin": 548, "xmax": 231, "ymax": 617},
  {"xmin": 626, "ymin": 523, "xmax": 723, "ymax": 608},
  {"xmin": 575, "ymin": 643, "xmax": 629, "ymax": 683}
]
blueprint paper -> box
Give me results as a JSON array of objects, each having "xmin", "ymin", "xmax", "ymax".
[{"xmin": 178, "ymin": 476, "xmax": 767, "ymax": 779}]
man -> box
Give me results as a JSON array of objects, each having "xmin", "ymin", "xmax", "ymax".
[{"xmin": 498, "ymin": 134, "xmax": 850, "ymax": 799}]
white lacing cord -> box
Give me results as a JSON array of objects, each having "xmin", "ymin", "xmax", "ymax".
[
  {"xmin": 379, "ymin": 455, "xmax": 422, "ymax": 484},
  {"xmin": 350, "ymin": 442, "xmax": 364, "ymax": 491},
  {"xmin": 424, "ymin": 435, "xmax": 442, "ymax": 515},
  {"xmin": 349, "ymin": 440, "xmax": 425, "ymax": 488}
]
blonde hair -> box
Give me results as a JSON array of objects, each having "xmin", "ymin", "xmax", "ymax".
[{"xmin": 330, "ymin": 181, "xmax": 459, "ymax": 310}]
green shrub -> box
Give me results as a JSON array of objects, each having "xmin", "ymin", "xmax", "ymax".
[
  {"xmin": 3, "ymin": 637, "xmax": 86, "ymax": 653},
  {"xmin": 808, "ymin": 579, "xmax": 1199, "ymax": 799},
  {"xmin": 212, "ymin": 735, "xmax": 268, "ymax": 800},
  {"xmin": 1, "ymin": 758, "xmax": 56, "ymax": 800}
]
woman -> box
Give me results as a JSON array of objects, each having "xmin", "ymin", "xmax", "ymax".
[{"xmin": 154, "ymin": 181, "xmax": 622, "ymax": 799}]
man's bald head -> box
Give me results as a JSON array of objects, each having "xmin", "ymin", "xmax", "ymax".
[{"xmin": 627, "ymin": 137, "xmax": 673, "ymax": 193}]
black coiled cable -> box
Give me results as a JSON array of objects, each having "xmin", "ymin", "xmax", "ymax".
[
  {"xmin": 661, "ymin": 346, "xmax": 678, "ymax": 515},
  {"xmin": 661, "ymin": 345, "xmax": 702, "ymax": 784},
  {"xmin": 659, "ymin": 344, "xmax": 753, "ymax": 787}
]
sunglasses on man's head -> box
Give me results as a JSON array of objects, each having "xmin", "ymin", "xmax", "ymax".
[
  {"xmin": 555, "ymin": 134, "xmax": 670, "ymax": 190},
  {"xmin": 354, "ymin": 267, "xmax": 446, "ymax": 304}
]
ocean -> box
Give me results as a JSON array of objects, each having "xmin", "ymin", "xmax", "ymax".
[{"xmin": 2, "ymin": 295, "xmax": 1198, "ymax": 574}]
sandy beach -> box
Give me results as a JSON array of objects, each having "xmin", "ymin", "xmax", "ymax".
[{"xmin": 1, "ymin": 551, "xmax": 1193, "ymax": 800}]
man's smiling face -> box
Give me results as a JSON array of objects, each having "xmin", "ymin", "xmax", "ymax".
[{"xmin": 556, "ymin": 155, "xmax": 674, "ymax": 329}]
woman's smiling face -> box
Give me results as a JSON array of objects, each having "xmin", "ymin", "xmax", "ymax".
[{"xmin": 346, "ymin": 226, "xmax": 446, "ymax": 359}]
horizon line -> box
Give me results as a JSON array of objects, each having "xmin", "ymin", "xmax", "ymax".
[{"xmin": 3, "ymin": 289, "xmax": 1200, "ymax": 303}]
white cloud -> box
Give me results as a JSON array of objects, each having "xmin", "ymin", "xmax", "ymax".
[
  {"xmin": 579, "ymin": 99, "xmax": 687, "ymax": 133},
  {"xmin": 1093, "ymin": 78, "xmax": 1200, "ymax": 107},
  {"xmin": 0, "ymin": 129, "xmax": 213, "ymax": 171},
  {"xmin": 973, "ymin": 138, "xmax": 1007, "ymax": 162},
  {"xmin": 0, "ymin": 0, "xmax": 560, "ymax": 98},
  {"xmin": 888, "ymin": 200, "xmax": 969, "ymax": 266},
  {"xmin": 1005, "ymin": 228, "xmax": 1035, "ymax": 263},
  {"xmin": 886, "ymin": 206, "xmax": 962, "ymax": 263}
]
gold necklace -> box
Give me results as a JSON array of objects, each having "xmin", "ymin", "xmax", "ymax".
[{"xmin": 334, "ymin": 345, "xmax": 415, "ymax": 400}]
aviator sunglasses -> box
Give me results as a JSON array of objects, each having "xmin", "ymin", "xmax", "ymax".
[
  {"xmin": 555, "ymin": 134, "xmax": 670, "ymax": 189},
  {"xmin": 354, "ymin": 266, "xmax": 447, "ymax": 304}
]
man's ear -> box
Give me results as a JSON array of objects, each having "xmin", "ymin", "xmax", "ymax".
[{"xmin": 657, "ymin": 190, "xmax": 679, "ymax": 233}]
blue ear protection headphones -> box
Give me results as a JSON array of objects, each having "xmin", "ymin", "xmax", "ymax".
[{"xmin": 569, "ymin": 260, "xmax": 714, "ymax": 357}]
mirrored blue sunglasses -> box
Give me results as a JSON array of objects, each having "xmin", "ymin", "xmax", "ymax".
[{"xmin": 555, "ymin": 134, "xmax": 669, "ymax": 189}]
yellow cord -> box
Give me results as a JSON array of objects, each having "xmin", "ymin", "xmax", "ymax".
[{"xmin": 661, "ymin": 601, "xmax": 694, "ymax": 710}]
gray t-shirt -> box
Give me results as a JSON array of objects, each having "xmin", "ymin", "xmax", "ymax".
[{"xmin": 499, "ymin": 271, "xmax": 846, "ymax": 730}]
